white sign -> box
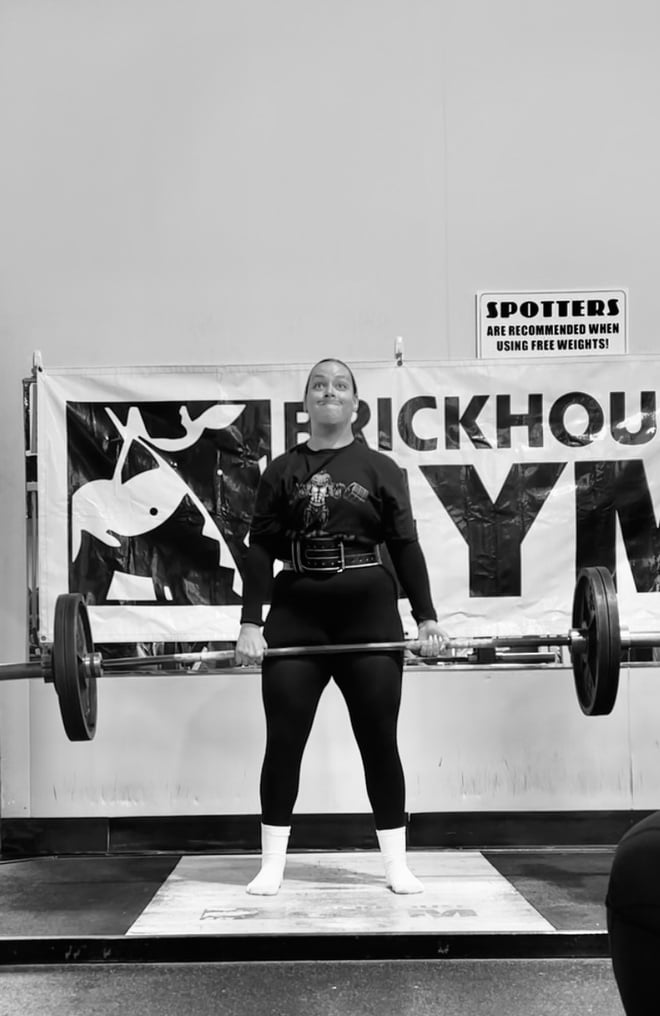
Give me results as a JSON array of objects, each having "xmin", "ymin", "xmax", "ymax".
[{"xmin": 477, "ymin": 289, "xmax": 628, "ymax": 358}]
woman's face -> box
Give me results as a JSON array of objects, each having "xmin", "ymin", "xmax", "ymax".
[{"xmin": 304, "ymin": 360, "xmax": 358, "ymax": 428}]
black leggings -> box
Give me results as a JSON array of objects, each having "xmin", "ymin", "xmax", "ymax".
[
  {"xmin": 259, "ymin": 564, "xmax": 409, "ymax": 829},
  {"xmin": 259, "ymin": 651, "xmax": 406, "ymax": 829},
  {"xmin": 606, "ymin": 811, "xmax": 660, "ymax": 1015}
]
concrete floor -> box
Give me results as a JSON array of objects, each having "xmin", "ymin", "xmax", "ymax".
[{"xmin": 0, "ymin": 959, "xmax": 625, "ymax": 1016}]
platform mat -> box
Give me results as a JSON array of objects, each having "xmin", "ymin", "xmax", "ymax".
[{"xmin": 127, "ymin": 850, "xmax": 555, "ymax": 936}]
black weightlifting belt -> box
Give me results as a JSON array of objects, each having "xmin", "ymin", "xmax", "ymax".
[{"xmin": 283, "ymin": 536, "xmax": 382, "ymax": 574}]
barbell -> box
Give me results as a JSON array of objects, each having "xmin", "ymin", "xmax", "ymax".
[{"xmin": 0, "ymin": 566, "xmax": 656, "ymax": 741}]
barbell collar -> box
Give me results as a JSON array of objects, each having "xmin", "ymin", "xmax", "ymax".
[
  {"xmin": 568, "ymin": 630, "xmax": 588, "ymax": 655},
  {"xmin": 85, "ymin": 652, "xmax": 104, "ymax": 680}
]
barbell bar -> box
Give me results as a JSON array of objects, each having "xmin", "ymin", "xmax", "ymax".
[
  {"xmin": 103, "ymin": 636, "xmax": 566, "ymax": 669},
  {"xmin": 0, "ymin": 565, "xmax": 654, "ymax": 741}
]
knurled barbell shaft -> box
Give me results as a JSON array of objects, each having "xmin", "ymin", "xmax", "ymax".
[
  {"xmin": 103, "ymin": 641, "xmax": 419, "ymax": 670},
  {"xmin": 99, "ymin": 633, "xmax": 578, "ymax": 671},
  {"xmin": 84, "ymin": 650, "xmax": 561, "ymax": 676}
]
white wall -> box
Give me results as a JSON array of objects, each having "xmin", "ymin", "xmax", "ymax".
[
  {"xmin": 25, "ymin": 665, "xmax": 657, "ymax": 818},
  {"xmin": 1, "ymin": 0, "xmax": 659, "ymax": 818}
]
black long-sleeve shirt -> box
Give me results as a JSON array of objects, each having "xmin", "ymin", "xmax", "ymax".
[{"xmin": 240, "ymin": 440, "xmax": 438, "ymax": 627}]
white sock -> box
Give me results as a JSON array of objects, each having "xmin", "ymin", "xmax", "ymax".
[
  {"xmin": 376, "ymin": 826, "xmax": 423, "ymax": 894},
  {"xmin": 246, "ymin": 823, "xmax": 291, "ymax": 895}
]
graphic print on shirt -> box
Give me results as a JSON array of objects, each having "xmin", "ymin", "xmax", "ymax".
[{"xmin": 294, "ymin": 470, "xmax": 369, "ymax": 529}]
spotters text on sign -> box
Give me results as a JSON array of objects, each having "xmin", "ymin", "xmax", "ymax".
[
  {"xmin": 485, "ymin": 297, "xmax": 621, "ymax": 351},
  {"xmin": 485, "ymin": 297, "xmax": 621, "ymax": 320}
]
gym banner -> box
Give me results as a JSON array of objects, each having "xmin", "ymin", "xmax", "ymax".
[{"xmin": 36, "ymin": 356, "xmax": 660, "ymax": 644}]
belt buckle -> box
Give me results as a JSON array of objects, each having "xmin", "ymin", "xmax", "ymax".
[{"xmin": 292, "ymin": 538, "xmax": 345, "ymax": 574}]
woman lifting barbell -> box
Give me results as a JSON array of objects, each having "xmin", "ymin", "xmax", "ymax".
[{"xmin": 234, "ymin": 358, "xmax": 447, "ymax": 895}]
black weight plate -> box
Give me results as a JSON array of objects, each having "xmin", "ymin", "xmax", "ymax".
[
  {"xmin": 52, "ymin": 593, "xmax": 98, "ymax": 741},
  {"xmin": 571, "ymin": 566, "xmax": 620, "ymax": 716}
]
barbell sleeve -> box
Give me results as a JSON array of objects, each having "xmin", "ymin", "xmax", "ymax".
[
  {"xmin": 620, "ymin": 628, "xmax": 660, "ymax": 652},
  {"xmin": 0, "ymin": 661, "xmax": 45, "ymax": 682}
]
